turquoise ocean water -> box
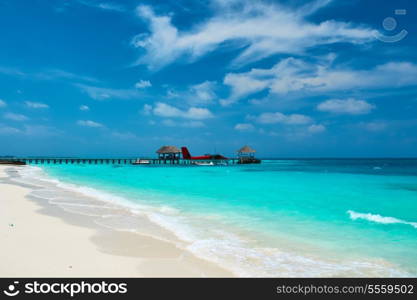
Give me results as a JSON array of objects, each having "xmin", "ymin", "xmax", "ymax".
[{"xmin": 20, "ymin": 159, "xmax": 417, "ymax": 276}]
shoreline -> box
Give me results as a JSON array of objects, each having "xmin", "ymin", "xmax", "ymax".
[
  {"xmin": 1, "ymin": 164, "xmax": 412, "ymax": 277},
  {"xmin": 0, "ymin": 165, "xmax": 233, "ymax": 277}
]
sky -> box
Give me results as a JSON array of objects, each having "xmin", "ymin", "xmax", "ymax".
[{"xmin": 0, "ymin": 0, "xmax": 416, "ymax": 158}]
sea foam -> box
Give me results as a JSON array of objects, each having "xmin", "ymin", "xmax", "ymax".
[{"xmin": 347, "ymin": 210, "xmax": 417, "ymax": 229}]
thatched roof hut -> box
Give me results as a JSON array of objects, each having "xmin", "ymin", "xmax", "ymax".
[
  {"xmin": 237, "ymin": 145, "xmax": 256, "ymax": 154},
  {"xmin": 237, "ymin": 145, "xmax": 256, "ymax": 158},
  {"xmin": 156, "ymin": 145, "xmax": 181, "ymax": 160},
  {"xmin": 156, "ymin": 145, "xmax": 181, "ymax": 154},
  {"xmin": 236, "ymin": 145, "xmax": 260, "ymax": 163}
]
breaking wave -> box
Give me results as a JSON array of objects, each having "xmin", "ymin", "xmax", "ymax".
[{"xmin": 348, "ymin": 210, "xmax": 417, "ymax": 229}]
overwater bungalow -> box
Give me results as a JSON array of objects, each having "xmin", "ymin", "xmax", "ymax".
[
  {"xmin": 237, "ymin": 145, "xmax": 261, "ymax": 164},
  {"xmin": 156, "ymin": 145, "xmax": 181, "ymax": 163}
]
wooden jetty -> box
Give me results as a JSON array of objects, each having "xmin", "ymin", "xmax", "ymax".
[
  {"xmin": 0, "ymin": 157, "xmax": 239, "ymax": 165},
  {"xmin": 0, "ymin": 145, "xmax": 263, "ymax": 166}
]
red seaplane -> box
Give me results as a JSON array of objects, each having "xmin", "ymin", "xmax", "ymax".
[{"xmin": 181, "ymin": 147, "xmax": 228, "ymax": 165}]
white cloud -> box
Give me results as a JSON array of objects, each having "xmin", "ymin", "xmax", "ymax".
[
  {"xmin": 22, "ymin": 125, "xmax": 62, "ymax": 137},
  {"xmin": 152, "ymin": 102, "xmax": 213, "ymax": 120},
  {"xmin": 0, "ymin": 124, "xmax": 21, "ymax": 135},
  {"xmin": 317, "ymin": 98, "xmax": 375, "ymax": 115},
  {"xmin": 249, "ymin": 112, "xmax": 312, "ymax": 125},
  {"xmin": 111, "ymin": 131, "xmax": 140, "ymax": 140},
  {"xmin": 135, "ymin": 80, "xmax": 152, "ymax": 89},
  {"xmin": 34, "ymin": 69, "xmax": 98, "ymax": 83},
  {"xmin": 153, "ymin": 103, "xmax": 182, "ymax": 118},
  {"xmin": 161, "ymin": 119, "xmax": 205, "ymax": 128},
  {"xmin": 182, "ymin": 121, "xmax": 206, "ymax": 128},
  {"xmin": 77, "ymin": 120, "xmax": 103, "ymax": 128},
  {"xmin": 165, "ymin": 81, "xmax": 218, "ymax": 106},
  {"xmin": 79, "ymin": 105, "xmax": 90, "ymax": 111},
  {"xmin": 221, "ymin": 74, "xmax": 268, "ymax": 106},
  {"xmin": 360, "ymin": 121, "xmax": 387, "ymax": 132},
  {"xmin": 77, "ymin": 84, "xmax": 141, "ymax": 100},
  {"xmin": 25, "ymin": 101, "xmax": 49, "ymax": 109},
  {"xmin": 222, "ymin": 57, "xmax": 417, "ymax": 104},
  {"xmin": 0, "ymin": 124, "xmax": 61, "ymax": 136},
  {"xmin": 97, "ymin": 3, "xmax": 125, "ymax": 12},
  {"xmin": 308, "ymin": 124, "xmax": 326, "ymax": 133},
  {"xmin": 234, "ymin": 123, "xmax": 254, "ymax": 131},
  {"xmin": 0, "ymin": 66, "xmax": 97, "ymax": 83},
  {"xmin": 4, "ymin": 112, "xmax": 28, "ymax": 121},
  {"xmin": 132, "ymin": 1, "xmax": 373, "ymax": 70},
  {"xmin": 0, "ymin": 66, "xmax": 26, "ymax": 76},
  {"xmin": 161, "ymin": 119, "xmax": 176, "ymax": 127},
  {"xmin": 0, "ymin": 99, "xmax": 6, "ymax": 108},
  {"xmin": 187, "ymin": 81, "xmax": 217, "ymax": 105},
  {"xmin": 76, "ymin": 1, "xmax": 125, "ymax": 12}
]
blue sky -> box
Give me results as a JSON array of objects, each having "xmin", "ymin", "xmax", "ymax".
[{"xmin": 0, "ymin": 0, "xmax": 416, "ymax": 157}]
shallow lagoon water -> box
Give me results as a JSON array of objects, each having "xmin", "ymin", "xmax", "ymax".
[{"xmin": 18, "ymin": 159, "xmax": 417, "ymax": 276}]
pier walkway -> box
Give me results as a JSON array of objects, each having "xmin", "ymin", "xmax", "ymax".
[{"xmin": 0, "ymin": 157, "xmax": 239, "ymax": 165}]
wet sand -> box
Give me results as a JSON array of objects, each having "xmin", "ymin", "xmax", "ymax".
[{"xmin": 0, "ymin": 165, "xmax": 233, "ymax": 277}]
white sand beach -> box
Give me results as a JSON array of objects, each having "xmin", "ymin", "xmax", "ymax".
[{"xmin": 0, "ymin": 165, "xmax": 232, "ymax": 277}]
